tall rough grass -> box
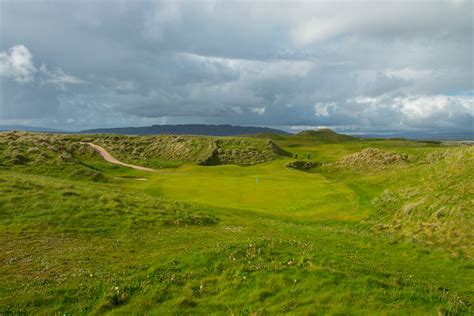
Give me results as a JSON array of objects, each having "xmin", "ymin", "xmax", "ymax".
[{"xmin": 371, "ymin": 147, "xmax": 474, "ymax": 256}]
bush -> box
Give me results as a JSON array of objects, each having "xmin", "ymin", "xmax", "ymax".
[
  {"xmin": 285, "ymin": 160, "xmax": 320, "ymax": 170},
  {"xmin": 10, "ymin": 151, "xmax": 29, "ymax": 165}
]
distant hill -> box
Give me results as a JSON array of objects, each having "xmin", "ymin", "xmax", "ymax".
[
  {"xmin": 0, "ymin": 125, "xmax": 65, "ymax": 133},
  {"xmin": 296, "ymin": 128, "xmax": 356, "ymax": 141},
  {"xmin": 80, "ymin": 124, "xmax": 290, "ymax": 136},
  {"xmin": 359, "ymin": 131, "xmax": 474, "ymax": 141}
]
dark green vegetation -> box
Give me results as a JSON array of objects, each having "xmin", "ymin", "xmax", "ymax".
[
  {"xmin": 285, "ymin": 160, "xmax": 321, "ymax": 170},
  {"xmin": 1, "ymin": 130, "xmax": 472, "ymax": 314}
]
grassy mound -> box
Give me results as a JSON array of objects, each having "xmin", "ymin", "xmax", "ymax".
[
  {"xmin": 0, "ymin": 131, "xmax": 108, "ymax": 181},
  {"xmin": 371, "ymin": 147, "xmax": 474, "ymax": 256},
  {"xmin": 296, "ymin": 129, "xmax": 355, "ymax": 142},
  {"xmin": 335, "ymin": 148, "xmax": 408, "ymax": 170},
  {"xmin": 0, "ymin": 132, "xmax": 291, "ymax": 172},
  {"xmin": 0, "ymin": 172, "xmax": 218, "ymax": 231},
  {"xmin": 92, "ymin": 134, "xmax": 213, "ymax": 167},
  {"xmin": 93, "ymin": 135, "xmax": 290, "ymax": 166}
]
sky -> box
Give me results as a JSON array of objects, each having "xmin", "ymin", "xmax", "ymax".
[{"xmin": 0, "ymin": 0, "xmax": 472, "ymax": 133}]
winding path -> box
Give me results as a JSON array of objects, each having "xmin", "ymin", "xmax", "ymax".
[{"xmin": 86, "ymin": 143, "xmax": 154, "ymax": 172}]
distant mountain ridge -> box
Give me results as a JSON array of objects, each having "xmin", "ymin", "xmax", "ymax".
[
  {"xmin": 80, "ymin": 124, "xmax": 290, "ymax": 136},
  {"xmin": 357, "ymin": 131, "xmax": 474, "ymax": 141},
  {"xmin": 0, "ymin": 125, "xmax": 65, "ymax": 133},
  {"xmin": 2, "ymin": 124, "xmax": 470, "ymax": 141}
]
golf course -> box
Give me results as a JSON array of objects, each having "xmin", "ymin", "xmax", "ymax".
[{"xmin": 0, "ymin": 130, "xmax": 472, "ymax": 314}]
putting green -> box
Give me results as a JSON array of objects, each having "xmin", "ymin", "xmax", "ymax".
[{"xmin": 136, "ymin": 160, "xmax": 363, "ymax": 220}]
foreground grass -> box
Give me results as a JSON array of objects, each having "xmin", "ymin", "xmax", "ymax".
[{"xmin": 0, "ymin": 133, "xmax": 472, "ymax": 314}]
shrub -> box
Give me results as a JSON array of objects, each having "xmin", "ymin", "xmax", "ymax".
[
  {"xmin": 10, "ymin": 151, "xmax": 29, "ymax": 165},
  {"xmin": 285, "ymin": 160, "xmax": 320, "ymax": 171}
]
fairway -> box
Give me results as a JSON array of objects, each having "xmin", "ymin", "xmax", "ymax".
[{"xmin": 137, "ymin": 161, "xmax": 362, "ymax": 220}]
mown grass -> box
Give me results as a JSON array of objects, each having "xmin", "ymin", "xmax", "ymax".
[
  {"xmin": 0, "ymin": 132, "xmax": 472, "ymax": 314},
  {"xmin": 133, "ymin": 161, "xmax": 361, "ymax": 221}
]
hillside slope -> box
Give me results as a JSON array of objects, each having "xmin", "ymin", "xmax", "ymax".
[
  {"xmin": 0, "ymin": 132, "xmax": 291, "ymax": 172},
  {"xmin": 322, "ymin": 145, "xmax": 474, "ymax": 257},
  {"xmin": 0, "ymin": 131, "xmax": 108, "ymax": 181},
  {"xmin": 370, "ymin": 147, "xmax": 474, "ymax": 256},
  {"xmin": 92, "ymin": 134, "xmax": 292, "ymax": 166},
  {"xmin": 297, "ymin": 128, "xmax": 355, "ymax": 142}
]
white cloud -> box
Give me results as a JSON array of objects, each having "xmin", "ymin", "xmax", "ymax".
[
  {"xmin": 289, "ymin": 125, "xmax": 334, "ymax": 132},
  {"xmin": 289, "ymin": 0, "xmax": 471, "ymax": 46},
  {"xmin": 291, "ymin": 17, "xmax": 345, "ymax": 45},
  {"xmin": 250, "ymin": 106, "xmax": 265, "ymax": 115},
  {"xmin": 350, "ymin": 97, "xmax": 381, "ymax": 106},
  {"xmin": 0, "ymin": 44, "xmax": 85, "ymax": 90},
  {"xmin": 0, "ymin": 1, "xmax": 472, "ymax": 133},
  {"xmin": 0, "ymin": 45, "xmax": 37, "ymax": 82},
  {"xmin": 346, "ymin": 95, "xmax": 473, "ymax": 130},
  {"xmin": 395, "ymin": 95, "xmax": 473, "ymax": 119},
  {"xmin": 315, "ymin": 102, "xmax": 336, "ymax": 117},
  {"xmin": 384, "ymin": 68, "xmax": 435, "ymax": 81},
  {"xmin": 181, "ymin": 53, "xmax": 316, "ymax": 78},
  {"xmin": 40, "ymin": 65, "xmax": 85, "ymax": 90}
]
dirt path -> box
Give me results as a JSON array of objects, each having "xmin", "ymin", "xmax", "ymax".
[{"xmin": 86, "ymin": 143, "xmax": 154, "ymax": 172}]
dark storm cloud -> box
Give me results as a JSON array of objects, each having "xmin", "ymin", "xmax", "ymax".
[{"xmin": 0, "ymin": 0, "xmax": 472, "ymax": 132}]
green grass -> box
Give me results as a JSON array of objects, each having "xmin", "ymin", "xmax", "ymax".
[
  {"xmin": 0, "ymin": 132, "xmax": 472, "ymax": 314},
  {"xmin": 92, "ymin": 134, "xmax": 288, "ymax": 166},
  {"xmin": 134, "ymin": 161, "xmax": 362, "ymax": 221}
]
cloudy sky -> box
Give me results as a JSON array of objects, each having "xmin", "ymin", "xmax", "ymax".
[{"xmin": 0, "ymin": 0, "xmax": 472, "ymax": 133}]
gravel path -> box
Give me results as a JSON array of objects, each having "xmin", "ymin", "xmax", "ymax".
[{"xmin": 87, "ymin": 143, "xmax": 154, "ymax": 172}]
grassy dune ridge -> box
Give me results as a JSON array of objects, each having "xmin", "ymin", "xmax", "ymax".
[
  {"xmin": 91, "ymin": 134, "xmax": 291, "ymax": 167},
  {"xmin": 0, "ymin": 131, "xmax": 472, "ymax": 314}
]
